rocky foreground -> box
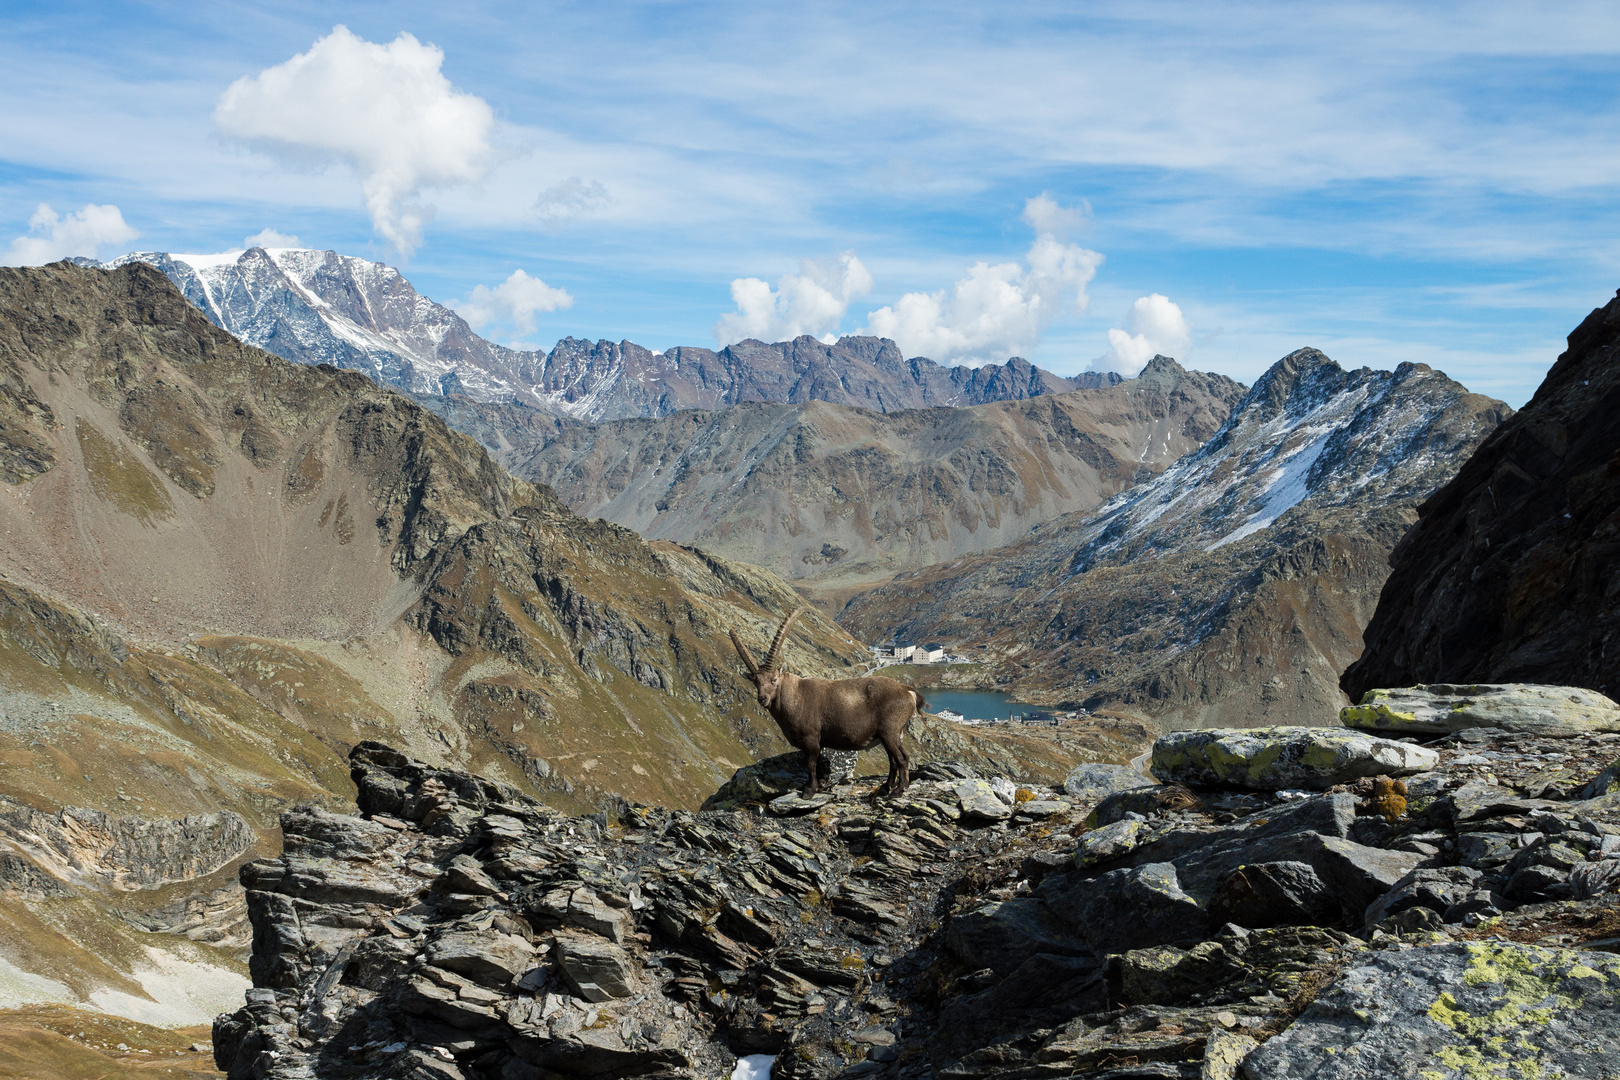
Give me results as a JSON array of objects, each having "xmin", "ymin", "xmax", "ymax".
[{"xmin": 215, "ymin": 686, "xmax": 1620, "ymax": 1080}]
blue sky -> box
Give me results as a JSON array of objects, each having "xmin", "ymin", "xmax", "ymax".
[{"xmin": 6, "ymin": 2, "xmax": 1620, "ymax": 405}]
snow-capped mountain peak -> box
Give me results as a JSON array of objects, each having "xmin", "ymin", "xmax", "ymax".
[{"xmin": 91, "ymin": 247, "xmax": 1140, "ymax": 423}]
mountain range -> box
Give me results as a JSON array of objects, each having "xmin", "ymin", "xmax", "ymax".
[
  {"xmin": 417, "ymin": 356, "xmax": 1247, "ymax": 603},
  {"xmin": 90, "ymin": 248, "xmax": 1117, "ymax": 422},
  {"xmin": 841, "ymin": 348, "xmax": 1512, "ymax": 727}
]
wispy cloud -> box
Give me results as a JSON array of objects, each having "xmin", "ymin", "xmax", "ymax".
[
  {"xmin": 5, "ymin": 2, "xmax": 1619, "ymax": 403},
  {"xmin": 534, "ymin": 177, "xmax": 611, "ymax": 227},
  {"xmin": 5, "ymin": 203, "xmax": 138, "ymax": 265},
  {"xmin": 243, "ymin": 228, "xmax": 301, "ymax": 249}
]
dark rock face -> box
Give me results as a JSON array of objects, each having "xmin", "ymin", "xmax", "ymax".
[
  {"xmin": 1343, "ymin": 290, "xmax": 1620, "ymax": 701},
  {"xmin": 216, "ymin": 714, "xmax": 1620, "ymax": 1080}
]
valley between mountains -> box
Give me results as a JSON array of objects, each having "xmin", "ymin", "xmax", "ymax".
[{"xmin": 3, "ymin": 251, "xmax": 1617, "ymax": 1080}]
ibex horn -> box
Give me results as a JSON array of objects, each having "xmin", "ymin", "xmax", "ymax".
[
  {"xmin": 763, "ymin": 609, "xmax": 801, "ymax": 671},
  {"xmin": 729, "ymin": 629, "xmax": 760, "ymax": 675}
]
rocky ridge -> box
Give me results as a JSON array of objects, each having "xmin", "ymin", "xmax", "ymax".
[
  {"xmin": 841, "ymin": 349, "xmax": 1511, "ymax": 728},
  {"xmin": 212, "ymin": 686, "xmax": 1620, "ymax": 1080},
  {"xmin": 1343, "ymin": 287, "xmax": 1620, "ymax": 702},
  {"xmin": 94, "ymin": 249, "xmax": 1118, "ymax": 422},
  {"xmin": 421, "ymin": 358, "xmax": 1245, "ymax": 597}
]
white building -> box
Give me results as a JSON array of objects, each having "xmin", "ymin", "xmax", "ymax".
[
  {"xmin": 912, "ymin": 643, "xmax": 945, "ymax": 664},
  {"xmin": 874, "ymin": 642, "xmax": 917, "ymax": 661}
]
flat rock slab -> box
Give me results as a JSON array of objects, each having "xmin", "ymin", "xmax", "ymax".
[
  {"xmin": 768, "ymin": 792, "xmax": 834, "ymax": 815},
  {"xmin": 1063, "ymin": 763, "xmax": 1154, "ymax": 806},
  {"xmin": 1151, "ymin": 727, "xmax": 1438, "ymax": 791},
  {"xmin": 954, "ymin": 779, "xmax": 1012, "ymax": 822},
  {"xmin": 1243, "ymin": 941, "xmax": 1620, "ymax": 1079},
  {"xmin": 1342, "ymin": 683, "xmax": 1620, "ymax": 737},
  {"xmin": 425, "ymin": 931, "xmax": 534, "ymax": 988}
]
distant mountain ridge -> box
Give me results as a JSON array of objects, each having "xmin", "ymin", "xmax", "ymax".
[
  {"xmin": 418, "ymin": 356, "xmax": 1249, "ymax": 601},
  {"xmin": 89, "ymin": 247, "xmax": 1118, "ymax": 422}
]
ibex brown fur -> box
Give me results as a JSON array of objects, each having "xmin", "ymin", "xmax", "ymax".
[{"xmin": 730, "ymin": 609, "xmax": 924, "ymax": 798}]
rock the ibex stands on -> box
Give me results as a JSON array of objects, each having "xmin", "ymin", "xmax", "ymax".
[{"xmin": 730, "ymin": 609, "xmax": 925, "ymax": 798}]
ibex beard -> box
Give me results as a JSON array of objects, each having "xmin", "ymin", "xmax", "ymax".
[{"xmin": 730, "ymin": 609, "xmax": 925, "ymax": 798}]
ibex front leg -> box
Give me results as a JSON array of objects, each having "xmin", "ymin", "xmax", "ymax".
[{"xmin": 800, "ymin": 742, "xmax": 821, "ymax": 799}]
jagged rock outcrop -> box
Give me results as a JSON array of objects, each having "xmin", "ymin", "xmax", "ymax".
[
  {"xmin": 843, "ymin": 349, "xmax": 1511, "ymax": 728},
  {"xmin": 214, "ymin": 694, "xmax": 1620, "ymax": 1080},
  {"xmin": 425, "ymin": 357, "xmax": 1246, "ymax": 595},
  {"xmin": 96, "ymin": 249, "xmax": 1121, "ymax": 421},
  {"xmin": 1343, "ymin": 289, "xmax": 1620, "ymax": 701}
]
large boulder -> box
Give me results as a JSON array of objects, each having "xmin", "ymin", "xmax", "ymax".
[
  {"xmin": 1151, "ymin": 727, "xmax": 1438, "ymax": 790},
  {"xmin": 1342, "ymin": 683, "xmax": 1620, "ymax": 737},
  {"xmin": 1043, "ymin": 794, "xmax": 1418, "ymax": 943},
  {"xmin": 953, "ymin": 779, "xmax": 1013, "ymax": 823},
  {"xmin": 701, "ymin": 750, "xmax": 858, "ymax": 810},
  {"xmin": 1243, "ymin": 942, "xmax": 1620, "ymax": 1079},
  {"xmin": 424, "ymin": 931, "xmax": 535, "ymax": 989}
]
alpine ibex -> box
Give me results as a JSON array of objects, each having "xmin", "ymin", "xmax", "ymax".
[{"xmin": 730, "ymin": 609, "xmax": 925, "ymax": 798}]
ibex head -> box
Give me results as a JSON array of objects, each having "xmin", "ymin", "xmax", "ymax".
[{"xmin": 730, "ymin": 609, "xmax": 801, "ymax": 708}]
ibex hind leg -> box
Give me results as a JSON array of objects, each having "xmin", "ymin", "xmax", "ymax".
[{"xmin": 874, "ymin": 728, "xmax": 910, "ymax": 797}]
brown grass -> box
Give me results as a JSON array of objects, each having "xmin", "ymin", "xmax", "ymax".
[{"xmin": 0, "ymin": 1005, "xmax": 219, "ymax": 1079}]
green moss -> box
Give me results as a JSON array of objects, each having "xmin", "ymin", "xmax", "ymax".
[{"xmin": 1341, "ymin": 703, "xmax": 1420, "ymax": 728}]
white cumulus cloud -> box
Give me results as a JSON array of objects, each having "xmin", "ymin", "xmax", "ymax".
[
  {"xmin": 862, "ymin": 195, "xmax": 1102, "ymax": 364},
  {"xmin": 243, "ymin": 228, "xmax": 302, "ymax": 249},
  {"xmin": 453, "ymin": 270, "xmax": 574, "ymax": 340},
  {"xmin": 1091, "ymin": 294, "xmax": 1193, "ymax": 377},
  {"xmin": 214, "ymin": 25, "xmax": 494, "ymax": 257},
  {"xmin": 714, "ymin": 251, "xmax": 874, "ymax": 346},
  {"xmin": 5, "ymin": 203, "xmax": 138, "ymax": 265}
]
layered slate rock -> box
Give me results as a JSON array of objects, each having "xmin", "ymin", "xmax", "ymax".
[
  {"xmin": 1151, "ymin": 727, "xmax": 1439, "ymax": 790},
  {"xmin": 701, "ymin": 750, "xmax": 859, "ymax": 811},
  {"xmin": 1343, "ymin": 683, "xmax": 1620, "ymax": 736},
  {"xmin": 1244, "ymin": 942, "xmax": 1620, "ymax": 1079},
  {"xmin": 1343, "ymin": 289, "xmax": 1620, "ymax": 701},
  {"xmin": 216, "ymin": 719, "xmax": 1620, "ymax": 1080}
]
